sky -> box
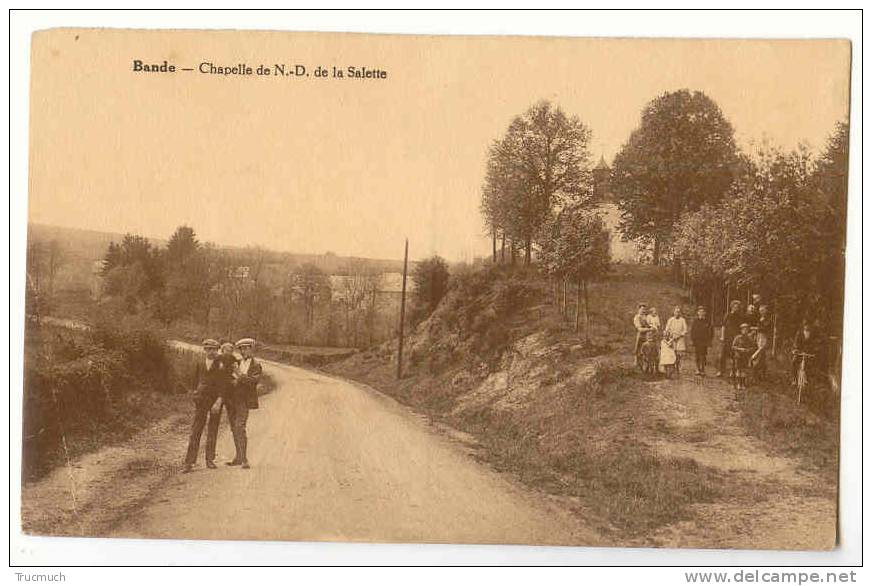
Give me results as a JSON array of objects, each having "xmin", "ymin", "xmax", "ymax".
[{"xmin": 28, "ymin": 30, "xmax": 851, "ymax": 262}]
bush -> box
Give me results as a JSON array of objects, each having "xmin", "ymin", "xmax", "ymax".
[
  {"xmin": 22, "ymin": 318, "xmax": 178, "ymax": 480},
  {"xmin": 91, "ymin": 316, "xmax": 174, "ymax": 393}
]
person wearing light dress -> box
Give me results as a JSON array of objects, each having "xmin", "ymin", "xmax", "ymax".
[
  {"xmin": 648, "ymin": 307, "xmax": 662, "ymax": 332},
  {"xmin": 664, "ymin": 306, "xmax": 689, "ymax": 374}
]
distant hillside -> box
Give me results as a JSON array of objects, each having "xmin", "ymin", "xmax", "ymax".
[
  {"xmin": 26, "ymin": 224, "xmax": 148, "ymax": 291},
  {"xmin": 26, "ymin": 223, "xmax": 409, "ymax": 292}
]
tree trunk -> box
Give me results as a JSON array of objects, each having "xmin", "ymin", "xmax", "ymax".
[
  {"xmin": 574, "ymin": 278, "xmax": 581, "ymax": 333},
  {"xmin": 500, "ymin": 232, "xmax": 506, "ymax": 264},
  {"xmin": 510, "ymin": 240, "xmax": 517, "ymax": 265},
  {"xmin": 524, "ymin": 240, "xmax": 532, "ymax": 265},
  {"xmin": 492, "ymin": 229, "xmax": 497, "ymax": 264},
  {"xmin": 672, "ymin": 254, "xmax": 682, "ymax": 282},
  {"xmin": 561, "ymin": 279, "xmax": 567, "ymax": 317},
  {"xmin": 583, "ymin": 279, "xmax": 591, "ymax": 339},
  {"xmin": 710, "ymin": 287, "xmax": 715, "ymax": 319},
  {"xmin": 652, "ymin": 236, "xmax": 661, "ymax": 265}
]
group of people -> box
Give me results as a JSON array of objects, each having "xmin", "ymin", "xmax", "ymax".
[
  {"xmin": 633, "ymin": 295, "xmax": 776, "ymax": 390},
  {"xmin": 183, "ymin": 337, "xmax": 263, "ymax": 473},
  {"xmin": 718, "ymin": 297, "xmax": 774, "ymax": 390}
]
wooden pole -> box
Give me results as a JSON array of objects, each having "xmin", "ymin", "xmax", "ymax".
[{"xmin": 397, "ymin": 238, "xmax": 409, "ymax": 380}]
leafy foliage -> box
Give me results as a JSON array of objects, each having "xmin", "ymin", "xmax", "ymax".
[
  {"xmin": 481, "ymin": 100, "xmax": 594, "ymax": 264},
  {"xmin": 22, "ymin": 319, "xmax": 179, "ymax": 479},
  {"xmin": 612, "ymin": 90, "xmax": 739, "ymax": 260},
  {"xmin": 674, "ymin": 122, "xmax": 849, "ymax": 337},
  {"xmin": 291, "ymin": 263, "xmax": 331, "ymax": 327},
  {"xmin": 101, "ymin": 234, "xmax": 164, "ymax": 312},
  {"xmin": 412, "ymin": 255, "xmax": 450, "ymax": 321},
  {"xmin": 538, "ymin": 211, "xmax": 611, "ymax": 285}
]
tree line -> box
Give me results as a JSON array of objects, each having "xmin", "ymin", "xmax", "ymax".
[
  {"xmin": 674, "ymin": 123, "xmax": 848, "ymax": 339},
  {"xmin": 480, "ymin": 91, "xmax": 848, "ymax": 343},
  {"xmin": 92, "ymin": 225, "xmax": 454, "ymax": 349}
]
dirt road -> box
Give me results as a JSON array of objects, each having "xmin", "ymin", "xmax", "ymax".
[
  {"xmin": 639, "ymin": 371, "xmax": 837, "ymax": 550},
  {"xmin": 101, "ymin": 355, "xmax": 600, "ymax": 545}
]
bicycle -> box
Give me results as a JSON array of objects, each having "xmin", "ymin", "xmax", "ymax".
[{"xmin": 794, "ymin": 351, "xmax": 815, "ymax": 404}]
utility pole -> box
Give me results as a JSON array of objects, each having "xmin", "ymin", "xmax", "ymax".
[{"xmin": 397, "ymin": 238, "xmax": 409, "ymax": 379}]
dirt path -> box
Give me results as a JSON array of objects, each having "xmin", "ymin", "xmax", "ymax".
[
  {"xmin": 637, "ymin": 369, "xmax": 837, "ymax": 550},
  {"xmin": 24, "ymin": 352, "xmax": 602, "ymax": 546}
]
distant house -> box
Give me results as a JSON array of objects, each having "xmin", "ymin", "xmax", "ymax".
[
  {"xmin": 591, "ymin": 156, "xmax": 646, "ymax": 263},
  {"xmin": 329, "ymin": 272, "xmax": 415, "ymax": 303},
  {"xmin": 229, "ymin": 266, "xmax": 250, "ymax": 280},
  {"xmin": 378, "ymin": 272, "xmax": 409, "ymax": 294}
]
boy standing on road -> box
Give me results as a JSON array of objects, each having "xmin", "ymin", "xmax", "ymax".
[
  {"xmin": 690, "ymin": 306, "xmax": 714, "ymax": 376},
  {"xmin": 204, "ymin": 342, "xmax": 241, "ymax": 467},
  {"xmin": 183, "ymin": 339, "xmax": 234, "ymax": 473},
  {"xmin": 225, "ymin": 338, "xmax": 262, "ymax": 470}
]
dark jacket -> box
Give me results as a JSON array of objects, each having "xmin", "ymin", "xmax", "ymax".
[
  {"xmin": 234, "ymin": 357, "xmax": 263, "ymax": 410},
  {"xmin": 745, "ymin": 308, "xmax": 760, "ymax": 327},
  {"xmin": 732, "ymin": 333, "xmax": 756, "ymax": 355},
  {"xmin": 191, "ymin": 357, "xmax": 234, "ymax": 407},
  {"xmin": 722, "ymin": 310, "xmax": 746, "ymax": 340},
  {"xmin": 690, "ymin": 317, "xmax": 714, "ymax": 348}
]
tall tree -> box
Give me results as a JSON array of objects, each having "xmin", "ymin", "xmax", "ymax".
[
  {"xmin": 165, "ymin": 225, "xmax": 200, "ymax": 265},
  {"xmin": 612, "ymin": 89, "xmax": 739, "ymax": 263},
  {"xmin": 292, "ymin": 262, "xmax": 331, "ymax": 327},
  {"xmin": 162, "ymin": 227, "xmax": 218, "ymax": 324},
  {"xmin": 481, "ymin": 100, "xmax": 594, "ymax": 265},
  {"xmin": 539, "ymin": 211, "xmax": 611, "ymax": 336},
  {"xmin": 101, "ymin": 234, "xmax": 163, "ymax": 311},
  {"xmin": 675, "ymin": 134, "xmax": 848, "ymax": 339},
  {"xmin": 811, "ymin": 121, "xmax": 849, "ymax": 336},
  {"xmin": 412, "ymin": 255, "xmax": 450, "ymax": 319}
]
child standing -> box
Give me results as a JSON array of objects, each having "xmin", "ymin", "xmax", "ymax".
[
  {"xmin": 664, "ymin": 306, "xmax": 688, "ymax": 374},
  {"xmin": 690, "ymin": 306, "xmax": 714, "ymax": 376},
  {"xmin": 648, "ymin": 307, "xmax": 662, "ymax": 332},
  {"xmin": 731, "ymin": 323, "xmax": 756, "ymax": 391}
]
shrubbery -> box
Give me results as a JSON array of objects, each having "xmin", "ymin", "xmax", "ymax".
[
  {"xmin": 410, "ymin": 264, "xmax": 544, "ymax": 373},
  {"xmin": 22, "ymin": 318, "xmax": 181, "ymax": 480}
]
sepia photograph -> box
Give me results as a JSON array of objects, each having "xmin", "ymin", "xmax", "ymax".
[{"xmin": 14, "ymin": 15, "xmax": 857, "ymax": 563}]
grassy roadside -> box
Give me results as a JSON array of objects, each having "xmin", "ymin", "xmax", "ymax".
[
  {"xmin": 325, "ymin": 263, "xmax": 838, "ymax": 541},
  {"xmin": 325, "ymin": 265, "xmax": 735, "ymax": 539},
  {"xmin": 21, "ymin": 322, "xmax": 276, "ymax": 483}
]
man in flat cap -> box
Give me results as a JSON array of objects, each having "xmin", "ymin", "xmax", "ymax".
[
  {"xmin": 182, "ymin": 338, "xmax": 235, "ymax": 473},
  {"xmin": 225, "ymin": 337, "xmax": 262, "ymax": 469}
]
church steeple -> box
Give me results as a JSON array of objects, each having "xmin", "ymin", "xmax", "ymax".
[
  {"xmin": 595, "ymin": 155, "xmax": 609, "ymax": 171},
  {"xmin": 592, "ymin": 154, "xmax": 611, "ymax": 201}
]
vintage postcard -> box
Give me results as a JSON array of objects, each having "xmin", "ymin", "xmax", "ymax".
[{"xmin": 21, "ymin": 28, "xmax": 850, "ymax": 551}]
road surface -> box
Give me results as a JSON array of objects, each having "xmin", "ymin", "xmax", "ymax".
[{"xmin": 109, "ymin": 352, "xmax": 600, "ymax": 545}]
